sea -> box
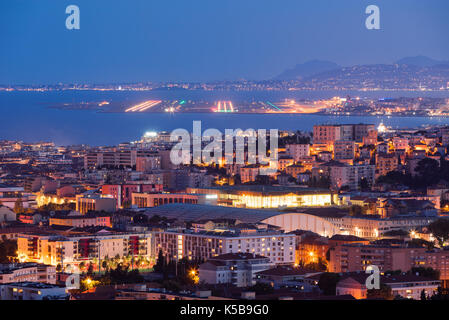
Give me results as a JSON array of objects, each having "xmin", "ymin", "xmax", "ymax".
[{"xmin": 1, "ymin": 89, "xmax": 449, "ymax": 146}]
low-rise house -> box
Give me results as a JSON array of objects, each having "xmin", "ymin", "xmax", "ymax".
[
  {"xmin": 0, "ymin": 206, "xmax": 16, "ymax": 224},
  {"xmin": 198, "ymin": 253, "xmax": 273, "ymax": 287},
  {"xmin": 336, "ymin": 273, "xmax": 440, "ymax": 300},
  {"xmin": 255, "ymin": 265, "xmax": 322, "ymax": 291},
  {"xmin": 49, "ymin": 212, "xmax": 112, "ymax": 228},
  {"xmin": 0, "ymin": 282, "xmax": 68, "ymax": 300}
]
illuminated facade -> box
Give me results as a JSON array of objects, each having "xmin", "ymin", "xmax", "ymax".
[
  {"xmin": 154, "ymin": 230, "xmax": 295, "ymax": 265},
  {"xmin": 186, "ymin": 186, "xmax": 337, "ymax": 209},
  {"xmin": 17, "ymin": 232, "xmax": 153, "ymax": 270},
  {"xmin": 75, "ymin": 194, "xmax": 116, "ymax": 214},
  {"xmin": 35, "ymin": 193, "xmax": 75, "ymax": 208},
  {"xmin": 0, "ymin": 263, "xmax": 56, "ymax": 284},
  {"xmin": 131, "ymin": 192, "xmax": 217, "ymax": 208}
]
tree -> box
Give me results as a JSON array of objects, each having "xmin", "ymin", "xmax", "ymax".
[
  {"xmin": 415, "ymin": 158, "xmax": 440, "ymax": 185},
  {"xmin": 304, "ymin": 257, "xmax": 327, "ymax": 272},
  {"xmin": 13, "ymin": 197, "xmax": 24, "ymax": 214},
  {"xmin": 359, "ymin": 177, "xmax": 370, "ymax": 191},
  {"xmin": 318, "ymin": 273, "xmax": 341, "ymax": 295},
  {"xmin": 153, "ymin": 249, "xmax": 165, "ymax": 273},
  {"xmin": 0, "ymin": 239, "xmax": 17, "ymax": 263},
  {"xmin": 254, "ymin": 175, "xmax": 270, "ymax": 185},
  {"xmin": 411, "ymin": 267, "xmax": 440, "ymax": 279},
  {"xmin": 421, "ymin": 289, "xmax": 427, "ymax": 300},
  {"xmin": 431, "ymin": 287, "xmax": 449, "ymax": 300},
  {"xmin": 367, "ymin": 283, "xmax": 394, "ymax": 300},
  {"xmin": 99, "ymin": 264, "xmax": 144, "ymax": 285},
  {"xmin": 87, "ymin": 264, "xmax": 94, "ymax": 275},
  {"xmin": 349, "ymin": 205, "xmax": 364, "ymax": 216},
  {"xmin": 133, "ymin": 213, "xmax": 148, "ymax": 224},
  {"xmin": 307, "ymin": 176, "xmax": 331, "ymax": 189},
  {"xmin": 233, "ymin": 174, "xmax": 241, "ymax": 185},
  {"xmin": 428, "ymin": 218, "xmax": 449, "ymax": 247},
  {"xmin": 248, "ymin": 282, "xmax": 274, "ymax": 294}
]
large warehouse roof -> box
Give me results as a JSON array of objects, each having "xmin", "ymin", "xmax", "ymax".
[{"xmin": 143, "ymin": 204, "xmax": 282, "ymax": 223}]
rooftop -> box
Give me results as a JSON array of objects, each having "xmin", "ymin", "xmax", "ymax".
[
  {"xmin": 144, "ymin": 204, "xmax": 283, "ymax": 223},
  {"xmin": 256, "ymin": 266, "xmax": 321, "ymax": 277}
]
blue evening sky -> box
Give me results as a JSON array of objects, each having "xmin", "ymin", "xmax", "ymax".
[{"xmin": 1, "ymin": 0, "xmax": 448, "ymax": 84}]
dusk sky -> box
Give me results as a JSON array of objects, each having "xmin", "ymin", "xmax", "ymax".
[{"xmin": 1, "ymin": 0, "xmax": 449, "ymax": 84}]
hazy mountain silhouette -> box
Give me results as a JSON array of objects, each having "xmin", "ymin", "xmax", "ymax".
[
  {"xmin": 274, "ymin": 60, "xmax": 341, "ymax": 80},
  {"xmin": 396, "ymin": 55, "xmax": 449, "ymax": 67}
]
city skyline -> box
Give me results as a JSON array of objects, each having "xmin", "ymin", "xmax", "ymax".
[{"xmin": 2, "ymin": 0, "xmax": 449, "ymax": 305}]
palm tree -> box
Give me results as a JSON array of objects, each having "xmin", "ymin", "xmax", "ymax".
[{"xmin": 92, "ymin": 257, "xmax": 98, "ymax": 271}]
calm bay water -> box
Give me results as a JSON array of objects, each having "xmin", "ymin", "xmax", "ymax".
[{"xmin": 1, "ymin": 90, "xmax": 449, "ymax": 146}]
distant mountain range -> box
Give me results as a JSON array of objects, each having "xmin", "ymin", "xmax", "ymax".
[
  {"xmin": 273, "ymin": 56, "xmax": 449, "ymax": 89},
  {"xmin": 274, "ymin": 60, "xmax": 341, "ymax": 80},
  {"xmin": 275, "ymin": 56, "xmax": 449, "ymax": 80},
  {"xmin": 395, "ymin": 55, "xmax": 449, "ymax": 67}
]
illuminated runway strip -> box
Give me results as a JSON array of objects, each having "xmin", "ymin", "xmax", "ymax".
[
  {"xmin": 125, "ymin": 100, "xmax": 161, "ymax": 112},
  {"xmin": 266, "ymin": 101, "xmax": 282, "ymax": 112},
  {"xmin": 125, "ymin": 101, "xmax": 150, "ymax": 112},
  {"xmin": 216, "ymin": 101, "xmax": 234, "ymax": 112},
  {"xmin": 135, "ymin": 101, "xmax": 154, "ymax": 112},
  {"xmin": 125, "ymin": 100, "xmax": 153, "ymax": 112},
  {"xmin": 138, "ymin": 100, "xmax": 161, "ymax": 112}
]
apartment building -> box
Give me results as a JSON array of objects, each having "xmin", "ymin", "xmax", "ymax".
[
  {"xmin": 153, "ymin": 229, "xmax": 296, "ymax": 265},
  {"xmin": 313, "ymin": 124, "xmax": 375, "ymax": 144},
  {"xmin": 84, "ymin": 150, "xmax": 159, "ymax": 170},
  {"xmin": 135, "ymin": 155, "xmax": 161, "ymax": 172},
  {"xmin": 329, "ymin": 244, "xmax": 449, "ymax": 282},
  {"xmin": 0, "ymin": 184, "xmax": 33, "ymax": 210},
  {"xmin": 239, "ymin": 165, "xmax": 261, "ymax": 183},
  {"xmin": 0, "ymin": 263, "xmax": 56, "ymax": 284},
  {"xmin": 333, "ymin": 140, "xmax": 356, "ymax": 160},
  {"xmin": 75, "ymin": 194, "xmax": 116, "ymax": 214},
  {"xmin": 392, "ymin": 137, "xmax": 410, "ymax": 152},
  {"xmin": 376, "ymin": 153, "xmax": 399, "ymax": 177},
  {"xmin": 315, "ymin": 161, "xmax": 375, "ymax": 190},
  {"xmin": 285, "ymin": 164, "xmax": 306, "ymax": 179},
  {"xmin": 313, "ymin": 125, "xmax": 342, "ymax": 144},
  {"xmin": 101, "ymin": 183, "xmax": 163, "ymax": 208},
  {"xmin": 17, "ymin": 231, "xmax": 153, "ymax": 270},
  {"xmin": 277, "ymin": 156, "xmax": 295, "ymax": 172},
  {"xmin": 285, "ymin": 144, "xmax": 310, "ymax": 162}
]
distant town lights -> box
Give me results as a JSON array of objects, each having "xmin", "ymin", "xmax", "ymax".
[{"xmin": 144, "ymin": 131, "xmax": 157, "ymax": 137}]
